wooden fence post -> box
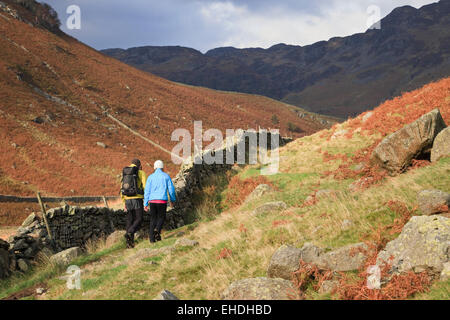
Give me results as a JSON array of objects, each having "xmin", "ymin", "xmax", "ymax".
[{"xmin": 37, "ymin": 192, "xmax": 53, "ymax": 241}]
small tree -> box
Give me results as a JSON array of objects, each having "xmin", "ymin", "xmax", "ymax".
[
  {"xmin": 271, "ymin": 114, "xmax": 279, "ymax": 125},
  {"xmin": 287, "ymin": 122, "xmax": 304, "ymax": 133}
]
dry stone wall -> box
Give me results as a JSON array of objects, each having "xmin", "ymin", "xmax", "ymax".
[{"xmin": 1, "ymin": 130, "xmax": 288, "ymax": 279}]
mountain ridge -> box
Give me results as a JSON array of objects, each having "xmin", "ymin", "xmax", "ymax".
[{"xmin": 102, "ymin": 0, "xmax": 450, "ymax": 118}]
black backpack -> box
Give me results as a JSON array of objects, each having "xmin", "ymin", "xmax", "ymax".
[{"xmin": 121, "ymin": 166, "xmax": 143, "ymax": 197}]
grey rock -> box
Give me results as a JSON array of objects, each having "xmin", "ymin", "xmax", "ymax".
[
  {"xmin": 174, "ymin": 238, "xmax": 199, "ymax": 248},
  {"xmin": 154, "ymin": 289, "xmax": 179, "ymax": 300},
  {"xmin": 50, "ymin": 247, "xmax": 82, "ymax": 265},
  {"xmin": 17, "ymin": 259, "xmax": 29, "ymax": 272},
  {"xmin": 431, "ymin": 127, "xmax": 450, "ymax": 162},
  {"xmin": 252, "ymin": 201, "xmax": 287, "ymax": 216},
  {"xmin": 36, "ymin": 287, "xmax": 46, "ymax": 295},
  {"xmin": 316, "ymin": 243, "xmax": 368, "ymax": 272},
  {"xmin": 371, "ymin": 109, "xmax": 446, "ymax": 175},
  {"xmin": 418, "ymin": 190, "xmax": 450, "ymax": 216},
  {"xmin": 245, "ymin": 184, "xmax": 273, "ymax": 203},
  {"xmin": 96, "ymin": 142, "xmax": 107, "ymax": 148},
  {"xmin": 299, "ymin": 242, "xmax": 324, "ymax": 264},
  {"xmin": 267, "ymin": 245, "xmax": 303, "ymax": 280},
  {"xmin": 222, "ymin": 277, "xmax": 297, "ymax": 300},
  {"xmin": 377, "ymin": 215, "xmax": 450, "ymax": 277},
  {"xmin": 105, "ymin": 230, "xmax": 126, "ymax": 247}
]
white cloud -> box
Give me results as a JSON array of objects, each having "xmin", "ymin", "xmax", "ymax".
[{"xmin": 198, "ymin": 0, "xmax": 438, "ymax": 50}]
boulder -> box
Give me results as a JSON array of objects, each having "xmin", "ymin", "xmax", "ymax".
[
  {"xmin": 316, "ymin": 243, "xmax": 368, "ymax": 272},
  {"xmin": 298, "ymin": 243, "xmax": 324, "ymax": 264},
  {"xmin": 267, "ymin": 243, "xmax": 323, "ymax": 280},
  {"xmin": 418, "ymin": 190, "xmax": 450, "ymax": 215},
  {"xmin": 50, "ymin": 247, "xmax": 82, "ymax": 265},
  {"xmin": 252, "ymin": 202, "xmax": 287, "ymax": 216},
  {"xmin": 377, "ymin": 216, "xmax": 450, "ymax": 277},
  {"xmin": 371, "ymin": 109, "xmax": 446, "ymax": 175},
  {"xmin": 105, "ymin": 230, "xmax": 126, "ymax": 247},
  {"xmin": 174, "ymin": 238, "xmax": 199, "ymax": 248},
  {"xmin": 267, "ymin": 245, "xmax": 303, "ymax": 280},
  {"xmin": 154, "ymin": 289, "xmax": 179, "ymax": 300},
  {"xmin": 221, "ymin": 277, "xmax": 297, "ymax": 300},
  {"xmin": 431, "ymin": 127, "xmax": 450, "ymax": 162},
  {"xmin": 245, "ymin": 184, "xmax": 273, "ymax": 203}
]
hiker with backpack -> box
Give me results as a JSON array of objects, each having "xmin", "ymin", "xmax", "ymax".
[
  {"xmin": 144, "ymin": 160, "xmax": 176, "ymax": 243},
  {"xmin": 120, "ymin": 159, "xmax": 147, "ymax": 248}
]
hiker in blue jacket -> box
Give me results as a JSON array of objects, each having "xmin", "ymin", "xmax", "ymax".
[{"xmin": 144, "ymin": 160, "xmax": 176, "ymax": 243}]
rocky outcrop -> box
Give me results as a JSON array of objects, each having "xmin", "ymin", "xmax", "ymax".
[
  {"xmin": 50, "ymin": 247, "xmax": 82, "ymax": 266},
  {"xmin": 252, "ymin": 202, "xmax": 287, "ymax": 216},
  {"xmin": 267, "ymin": 242, "xmax": 368, "ymax": 280},
  {"xmin": 267, "ymin": 243, "xmax": 324, "ymax": 280},
  {"xmin": 222, "ymin": 277, "xmax": 297, "ymax": 300},
  {"xmin": 431, "ymin": 127, "xmax": 450, "ymax": 162},
  {"xmin": 267, "ymin": 245, "xmax": 303, "ymax": 280},
  {"xmin": 154, "ymin": 290, "xmax": 179, "ymax": 300},
  {"xmin": 418, "ymin": 190, "xmax": 450, "ymax": 216},
  {"xmin": 315, "ymin": 243, "xmax": 368, "ymax": 272},
  {"xmin": 377, "ymin": 215, "xmax": 450, "ymax": 278},
  {"xmin": 174, "ymin": 238, "xmax": 199, "ymax": 248},
  {"xmin": 371, "ymin": 109, "xmax": 446, "ymax": 175},
  {"xmin": 245, "ymin": 184, "xmax": 273, "ymax": 203}
]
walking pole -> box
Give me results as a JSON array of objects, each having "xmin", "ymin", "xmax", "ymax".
[{"xmin": 37, "ymin": 192, "xmax": 53, "ymax": 241}]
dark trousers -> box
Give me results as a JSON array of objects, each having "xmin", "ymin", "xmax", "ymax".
[
  {"xmin": 125, "ymin": 199, "xmax": 143, "ymax": 236},
  {"xmin": 149, "ymin": 202, "xmax": 167, "ymax": 242}
]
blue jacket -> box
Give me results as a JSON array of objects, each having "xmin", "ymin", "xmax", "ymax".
[{"xmin": 144, "ymin": 169, "xmax": 176, "ymax": 206}]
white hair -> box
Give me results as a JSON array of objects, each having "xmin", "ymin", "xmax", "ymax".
[{"xmin": 154, "ymin": 160, "xmax": 164, "ymax": 170}]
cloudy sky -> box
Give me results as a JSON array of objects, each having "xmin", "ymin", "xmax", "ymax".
[{"xmin": 40, "ymin": 0, "xmax": 437, "ymax": 53}]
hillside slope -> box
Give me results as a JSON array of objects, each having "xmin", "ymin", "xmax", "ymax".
[
  {"xmin": 1, "ymin": 77, "xmax": 448, "ymax": 300},
  {"xmin": 103, "ymin": 0, "xmax": 450, "ymax": 118},
  {"xmin": 0, "ymin": 0, "xmax": 330, "ymax": 202}
]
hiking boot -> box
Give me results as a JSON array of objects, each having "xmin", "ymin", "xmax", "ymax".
[
  {"xmin": 155, "ymin": 231, "xmax": 162, "ymax": 242},
  {"xmin": 125, "ymin": 233, "xmax": 133, "ymax": 248}
]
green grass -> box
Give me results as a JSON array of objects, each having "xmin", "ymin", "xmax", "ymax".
[{"xmin": 0, "ymin": 241, "xmax": 126, "ymax": 299}]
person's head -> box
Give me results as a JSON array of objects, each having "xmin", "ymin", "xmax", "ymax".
[
  {"xmin": 131, "ymin": 158, "xmax": 142, "ymax": 170},
  {"xmin": 154, "ymin": 160, "xmax": 164, "ymax": 170}
]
